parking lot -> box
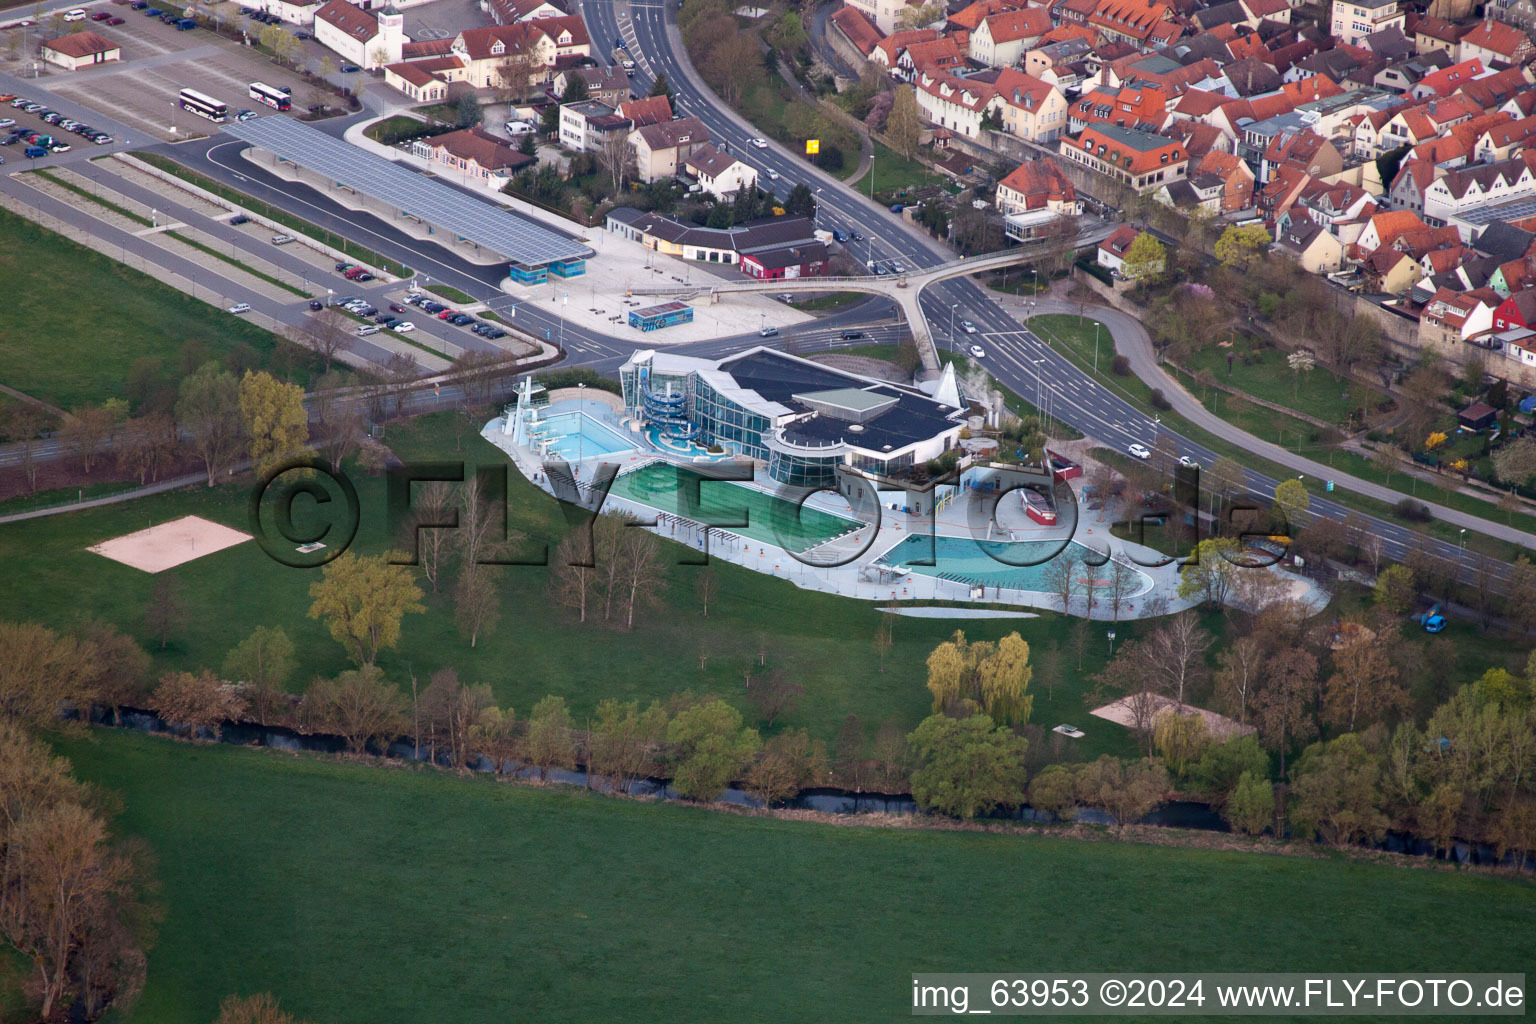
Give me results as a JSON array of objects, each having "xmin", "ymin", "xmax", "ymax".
[{"xmin": 21, "ymin": 1, "xmax": 321, "ymax": 141}]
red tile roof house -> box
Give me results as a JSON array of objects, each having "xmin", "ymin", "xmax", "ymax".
[
  {"xmin": 1058, "ymin": 123, "xmax": 1187, "ymax": 192},
  {"xmin": 413, "ymin": 127, "xmax": 536, "ymax": 191},
  {"xmin": 1457, "ymin": 18, "xmax": 1536, "ymax": 68},
  {"xmin": 1493, "ymin": 289, "xmax": 1536, "ymax": 331},
  {"xmin": 830, "ymin": 6, "xmax": 884, "ymax": 60},
  {"xmin": 41, "ymin": 31, "xmax": 120, "ymax": 71},
  {"xmin": 1419, "ymin": 285, "xmax": 1499, "ymax": 353},
  {"xmin": 1198, "ymin": 150, "xmax": 1255, "ymax": 212}
]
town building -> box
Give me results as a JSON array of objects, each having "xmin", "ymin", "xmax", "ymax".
[
  {"xmin": 313, "ymin": 0, "xmax": 405, "ymax": 69},
  {"xmin": 682, "ymin": 144, "xmax": 759, "ymax": 201},
  {"xmin": 1059, "ymin": 123, "xmax": 1189, "ymax": 192},
  {"xmin": 1330, "ymin": 0, "xmax": 1403, "ymax": 48},
  {"xmin": 410, "ymin": 126, "xmax": 536, "ymax": 191},
  {"xmin": 559, "ymin": 100, "xmax": 632, "ymax": 153},
  {"xmin": 40, "ymin": 31, "xmax": 120, "ymax": 70},
  {"xmin": 630, "ymin": 116, "xmax": 712, "ymax": 182}
]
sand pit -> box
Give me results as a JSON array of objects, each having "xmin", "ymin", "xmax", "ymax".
[
  {"xmin": 1090, "ymin": 694, "xmax": 1255, "ymax": 740},
  {"xmin": 88, "ymin": 515, "xmax": 252, "ymax": 573}
]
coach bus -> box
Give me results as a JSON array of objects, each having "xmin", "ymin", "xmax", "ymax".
[
  {"xmin": 248, "ymin": 82, "xmax": 291, "ymax": 111},
  {"xmin": 178, "ymin": 87, "xmax": 228, "ymax": 123}
]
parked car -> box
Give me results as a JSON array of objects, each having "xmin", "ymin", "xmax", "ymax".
[
  {"xmin": 270, "ymin": 234, "xmax": 296, "ymax": 245},
  {"xmin": 294, "ymin": 30, "xmax": 309, "ymax": 38},
  {"xmin": 393, "ymin": 321, "xmax": 415, "ymax": 333},
  {"xmin": 449, "ymin": 313, "xmax": 474, "ymax": 326},
  {"xmin": 339, "ymin": 63, "xmax": 361, "ymax": 73},
  {"xmin": 355, "ymin": 271, "xmax": 373, "ymax": 282},
  {"xmin": 355, "ymin": 324, "xmax": 381, "ymax": 336},
  {"xmin": 307, "ymin": 299, "xmax": 324, "ymax": 311},
  {"xmin": 93, "ymin": 133, "xmax": 114, "ymax": 143},
  {"xmin": 143, "ymin": 9, "xmax": 163, "ymax": 17},
  {"xmin": 0, "ymin": 119, "xmax": 12, "ymax": 129},
  {"xmin": 375, "ymin": 314, "xmax": 398, "ymax": 325},
  {"xmin": 107, "ymin": 17, "xmax": 125, "ymax": 24},
  {"xmin": 436, "ymin": 309, "xmax": 457, "ymax": 320},
  {"xmin": 63, "ymin": 8, "xmax": 87, "ymax": 21},
  {"xmin": 421, "ymin": 301, "xmax": 445, "ymax": 313},
  {"xmin": 235, "ymin": 109, "xmax": 257, "ymax": 122},
  {"xmin": 343, "ymin": 267, "xmax": 365, "ymax": 280},
  {"xmin": 228, "ymin": 302, "xmax": 252, "ymax": 314},
  {"xmin": 23, "ymin": 146, "xmax": 46, "ymax": 158},
  {"xmin": 91, "ymin": 11, "xmax": 112, "ymax": 19},
  {"xmin": 388, "ymin": 302, "xmax": 407, "ymax": 313},
  {"xmin": 1128, "ymin": 443, "xmax": 1151, "ymax": 460},
  {"xmin": 230, "ymin": 214, "xmax": 249, "ymax": 225},
  {"xmin": 485, "ymin": 328, "xmax": 506, "ymax": 339},
  {"xmin": 355, "ymin": 306, "xmax": 378, "ymax": 317}
]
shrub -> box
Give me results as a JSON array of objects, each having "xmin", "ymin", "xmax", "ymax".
[
  {"xmin": 1111, "ymin": 354, "xmax": 1131, "ymax": 376},
  {"xmin": 1393, "ymin": 498, "xmax": 1432, "ymax": 522},
  {"xmin": 1150, "ymin": 389, "xmax": 1172, "ymax": 411}
]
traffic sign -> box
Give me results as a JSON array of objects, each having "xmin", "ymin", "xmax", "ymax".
[{"xmin": 805, "ymin": 139, "xmax": 819, "ymax": 155}]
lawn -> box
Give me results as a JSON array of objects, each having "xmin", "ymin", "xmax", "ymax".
[
  {"xmin": 1178, "ymin": 333, "xmax": 1384, "ymax": 428},
  {"xmin": 0, "ymin": 208, "xmax": 313, "ymax": 410},
  {"xmin": 0, "ymin": 413, "xmax": 1138, "ymax": 753},
  {"xmin": 1025, "ymin": 315, "xmax": 1536, "ymax": 559},
  {"xmin": 39, "ymin": 728, "xmax": 1536, "ymax": 1024},
  {"xmin": 852, "ymin": 141, "xmax": 947, "ymax": 198}
]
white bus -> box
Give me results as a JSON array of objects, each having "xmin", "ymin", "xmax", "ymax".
[
  {"xmin": 178, "ymin": 88, "xmax": 228, "ymax": 123},
  {"xmin": 248, "ymin": 82, "xmax": 291, "ymax": 111}
]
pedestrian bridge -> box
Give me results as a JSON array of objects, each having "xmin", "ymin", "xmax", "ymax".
[{"xmin": 626, "ymin": 226, "xmax": 1114, "ymax": 372}]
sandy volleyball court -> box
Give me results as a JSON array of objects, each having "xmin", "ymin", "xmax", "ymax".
[
  {"xmin": 1091, "ymin": 694, "xmax": 1255, "ymax": 739},
  {"xmin": 88, "ymin": 515, "xmax": 252, "ymax": 573}
]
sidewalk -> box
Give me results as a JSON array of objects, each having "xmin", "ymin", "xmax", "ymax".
[{"xmin": 1003, "ymin": 290, "xmax": 1536, "ymax": 551}]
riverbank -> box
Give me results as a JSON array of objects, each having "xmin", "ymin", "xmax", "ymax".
[{"xmin": 47, "ymin": 728, "xmax": 1535, "ymax": 1024}]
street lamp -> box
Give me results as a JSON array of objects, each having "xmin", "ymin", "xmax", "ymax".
[
  {"xmin": 1093, "ymin": 321, "xmax": 1101, "ymax": 372},
  {"xmin": 577, "ymin": 381, "xmax": 586, "ymax": 463},
  {"xmin": 949, "ymin": 302, "xmax": 958, "ymax": 353},
  {"xmin": 1458, "ymin": 528, "xmax": 1467, "ymax": 554}
]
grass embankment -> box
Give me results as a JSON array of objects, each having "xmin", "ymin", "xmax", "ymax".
[
  {"xmin": 43, "ymin": 728, "xmax": 1536, "ymax": 1024},
  {"xmin": 1028, "ymin": 315, "xmax": 1536, "ymax": 559},
  {"xmin": 1178, "ymin": 333, "xmax": 1382, "ymax": 429},
  {"xmin": 0, "ymin": 413, "xmax": 1133, "ymax": 755},
  {"xmin": 164, "ymin": 231, "xmax": 310, "ymax": 298},
  {"xmin": 851, "ymin": 140, "xmax": 947, "ymax": 197},
  {"xmin": 31, "ymin": 168, "xmax": 151, "ymax": 225},
  {"xmin": 0, "ymin": 208, "xmax": 312, "ymax": 409},
  {"xmin": 131, "ymin": 153, "xmax": 411, "ymax": 277},
  {"xmin": 424, "ymin": 282, "xmax": 475, "ymax": 304}
]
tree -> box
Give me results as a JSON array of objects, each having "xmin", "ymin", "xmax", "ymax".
[
  {"xmin": 648, "ymin": 70, "xmax": 672, "ymax": 100},
  {"xmin": 1251, "ymin": 647, "xmax": 1317, "ymax": 776},
  {"xmin": 1271, "ymin": 477, "xmax": 1310, "ymax": 531},
  {"xmin": 62, "ymin": 401, "xmax": 125, "ymax": 474},
  {"xmin": 74, "ymin": 619, "xmax": 150, "ymax": 727},
  {"xmin": 176, "ymin": 362, "xmax": 243, "ymax": 487},
  {"xmin": 1226, "ymin": 770, "xmax": 1274, "ymax": 835},
  {"xmin": 589, "ymin": 698, "xmax": 669, "ymax": 793},
  {"xmin": 1285, "ymin": 350, "xmax": 1315, "ymax": 402},
  {"xmin": 1372, "ymin": 563, "xmax": 1416, "ymax": 615},
  {"xmin": 149, "ymin": 669, "xmax": 248, "ymax": 740},
  {"xmin": 306, "ymin": 552, "xmax": 426, "ymax": 665},
  {"xmin": 1214, "ymin": 223, "xmax": 1271, "ymax": 269},
  {"xmin": 1212, "ymin": 636, "xmax": 1264, "ymax": 725},
  {"xmin": 1176, "ymin": 536, "xmax": 1242, "ymax": 610},
  {"xmin": 523, "ymin": 694, "xmax": 577, "ymax": 780},
  {"xmin": 0, "ymin": 621, "xmax": 99, "ymax": 728},
  {"xmin": 562, "ymin": 73, "xmax": 589, "ymax": 103},
  {"xmin": 666, "ymin": 699, "xmax": 761, "ymax": 800},
  {"xmin": 1043, "ymin": 547, "xmax": 1080, "ymax": 614},
  {"xmin": 405, "ymin": 479, "xmax": 454, "ymax": 595},
  {"xmin": 784, "ymin": 182, "xmax": 816, "ymax": 219},
  {"xmin": 924, "ymin": 630, "xmax": 1033, "ymax": 725},
  {"xmin": 1324, "ymin": 634, "xmax": 1405, "ymax": 731},
  {"xmin": 1205, "ymin": 455, "xmax": 1245, "ymax": 516},
  {"xmin": 1190, "ymin": 733, "xmax": 1269, "ymax": 811},
  {"xmin": 143, "ymin": 572, "xmax": 185, "ymax": 652},
  {"xmin": 618, "ymin": 526, "xmax": 664, "ymax": 629},
  {"xmin": 456, "ymin": 92, "xmax": 481, "ymax": 127},
  {"xmin": 303, "ymin": 665, "xmax": 407, "ymax": 756},
  {"xmin": 907, "ymin": 713, "xmax": 1028, "ymax": 819},
  {"xmin": 598, "ymin": 129, "xmax": 636, "ymax": 194},
  {"xmin": 222, "ymin": 626, "xmax": 294, "ymax": 725},
  {"xmin": 215, "ymin": 993, "xmax": 311, "ymax": 1024},
  {"xmin": 304, "ymin": 308, "xmax": 349, "ymax": 373},
  {"xmin": 1120, "ymin": 232, "xmax": 1166, "ymax": 283},
  {"xmin": 748, "ymin": 669, "xmax": 802, "ymax": 727},
  {"xmin": 1027, "ymin": 763, "xmax": 1078, "ymax": 821},
  {"xmin": 1073, "ymin": 755, "xmax": 1170, "ymax": 827},
  {"xmin": 694, "ymin": 569, "xmax": 718, "ymax": 617},
  {"xmin": 4, "ymin": 403, "xmax": 48, "ymax": 492},
  {"xmin": 1288, "ymin": 733, "xmax": 1387, "ymax": 847},
  {"xmin": 895, "ymin": 0, "xmax": 941, "ymax": 29},
  {"xmin": 873, "ymin": 614, "xmax": 894, "ymax": 672},
  {"xmin": 886, "ymin": 85, "xmax": 923, "ymax": 159},
  {"xmin": 744, "ymin": 728, "xmax": 826, "ymax": 806},
  {"xmin": 1152, "ymin": 712, "xmax": 1212, "ymax": 778},
  {"xmin": 834, "ymin": 713, "xmax": 869, "ymax": 792},
  {"xmin": 1492, "ymin": 436, "xmax": 1536, "ymax": 490},
  {"xmin": 453, "ymin": 571, "xmax": 498, "ymax": 648},
  {"xmin": 238, "ymin": 370, "xmax": 312, "ymax": 478},
  {"xmin": 550, "ymin": 530, "xmax": 596, "ymax": 623}
]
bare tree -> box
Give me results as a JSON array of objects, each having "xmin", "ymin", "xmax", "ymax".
[
  {"xmin": 1045, "ymin": 548, "xmax": 1080, "ymax": 614},
  {"xmin": 694, "ymin": 569, "xmax": 719, "ymax": 617},
  {"xmin": 407, "ymin": 480, "xmax": 455, "ymax": 594},
  {"xmin": 550, "ymin": 530, "xmax": 595, "ymax": 622},
  {"xmin": 1106, "ymin": 554, "xmax": 1137, "ymax": 622},
  {"xmin": 454, "ymin": 571, "xmax": 499, "ymax": 647},
  {"xmin": 143, "ymin": 573, "xmax": 185, "ymax": 651},
  {"xmin": 748, "ymin": 668, "xmax": 803, "ymax": 727},
  {"xmin": 116, "ymin": 412, "xmax": 181, "ymax": 484},
  {"xmin": 599, "ymin": 130, "xmax": 637, "ymax": 193},
  {"xmin": 1144, "ymin": 611, "xmax": 1213, "ymax": 710},
  {"xmin": 4, "ymin": 403, "xmax": 49, "ymax": 492},
  {"xmin": 304, "ymin": 308, "xmax": 349, "ymax": 373},
  {"xmin": 619, "ymin": 526, "xmax": 664, "ymax": 629}
]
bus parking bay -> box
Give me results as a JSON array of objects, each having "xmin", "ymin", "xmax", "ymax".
[{"xmin": 46, "ymin": 13, "xmax": 312, "ymax": 143}]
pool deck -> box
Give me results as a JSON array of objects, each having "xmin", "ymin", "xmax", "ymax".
[{"xmin": 480, "ymin": 410, "xmax": 1330, "ymax": 620}]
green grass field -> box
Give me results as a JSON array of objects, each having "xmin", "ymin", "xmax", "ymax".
[
  {"xmin": 1179, "ymin": 334, "xmax": 1382, "ymax": 428},
  {"xmin": 40, "ymin": 729, "xmax": 1536, "ymax": 1024},
  {"xmin": 0, "ymin": 413, "xmax": 1138, "ymax": 752},
  {"xmin": 0, "ymin": 208, "xmax": 311, "ymax": 410}
]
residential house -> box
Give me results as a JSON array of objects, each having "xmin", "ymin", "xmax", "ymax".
[
  {"xmin": 1086, "ymin": 0, "xmax": 1180, "ymax": 48},
  {"xmin": 1420, "ymin": 285, "xmax": 1499, "ymax": 351},
  {"xmin": 630, "ymin": 116, "xmax": 711, "ymax": 182},
  {"xmin": 1493, "ymin": 289, "xmax": 1536, "ymax": 330},
  {"xmin": 969, "ymin": 8, "xmax": 1052, "ymax": 65},
  {"xmin": 1059, "ymin": 122, "xmax": 1188, "ymax": 191},
  {"xmin": 871, "ymin": 29, "xmax": 939, "ymax": 71},
  {"xmin": 1330, "ymin": 0, "xmax": 1402, "ymax": 47},
  {"xmin": 383, "ymin": 58, "xmax": 460, "ymax": 101},
  {"xmin": 683, "ymin": 144, "xmax": 758, "ymax": 200},
  {"xmin": 314, "ymin": 0, "xmax": 405, "ymax": 69},
  {"xmin": 1196, "ymin": 150, "xmax": 1255, "ymax": 211},
  {"xmin": 559, "ymin": 100, "xmax": 631, "ymax": 153},
  {"xmin": 1360, "ymin": 246, "xmax": 1420, "ymax": 293},
  {"xmin": 996, "ymin": 157, "xmax": 1081, "ymax": 238},
  {"xmin": 1067, "ymin": 82, "xmax": 1166, "ymax": 134},
  {"xmin": 982, "ymin": 68, "xmax": 1068, "ymax": 142},
  {"xmin": 412, "ymin": 126, "xmax": 535, "ymax": 191},
  {"xmin": 1424, "ymin": 151, "xmax": 1536, "ymax": 233},
  {"xmin": 485, "ymin": 0, "xmax": 566, "ymax": 23},
  {"xmin": 1474, "ymin": 115, "xmax": 1536, "ymax": 161},
  {"xmin": 619, "ymin": 95, "xmax": 672, "ymax": 127},
  {"xmin": 1457, "ymin": 18, "xmax": 1536, "ymax": 67},
  {"xmin": 445, "ymin": 17, "xmax": 590, "ymax": 91},
  {"xmin": 1409, "ymin": 56, "xmax": 1485, "ymax": 99},
  {"xmin": 1276, "ymin": 220, "xmax": 1345, "ymax": 271},
  {"xmin": 1096, "ymin": 224, "xmax": 1142, "ymax": 272},
  {"xmin": 40, "ymin": 31, "xmax": 120, "ymax": 70},
  {"xmin": 830, "ymin": 6, "xmax": 884, "ymax": 61},
  {"xmin": 914, "ymin": 70, "xmax": 996, "ymax": 137},
  {"xmin": 846, "ymin": 0, "xmax": 929, "ymax": 35},
  {"xmin": 899, "ymin": 36, "xmax": 967, "ymax": 79},
  {"xmin": 1023, "ymin": 37, "xmax": 1093, "ymax": 79},
  {"xmin": 1260, "ymin": 129, "xmax": 1344, "ymax": 185},
  {"xmin": 1413, "ymin": 16, "xmax": 1465, "ymax": 56},
  {"xmin": 741, "ymin": 242, "xmax": 829, "ymax": 280},
  {"xmin": 552, "ymin": 65, "xmax": 630, "ymax": 105}
]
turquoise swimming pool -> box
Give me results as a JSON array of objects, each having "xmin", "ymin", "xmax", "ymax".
[
  {"xmin": 877, "ymin": 534, "xmax": 1127, "ymax": 592},
  {"xmin": 536, "ymin": 411, "xmax": 636, "ymax": 460}
]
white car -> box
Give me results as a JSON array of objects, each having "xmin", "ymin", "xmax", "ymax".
[
  {"xmin": 356, "ymin": 324, "xmax": 381, "ymax": 336},
  {"xmin": 63, "ymin": 8, "xmax": 86, "ymax": 20},
  {"xmin": 1128, "ymin": 443, "xmax": 1151, "ymax": 460},
  {"xmin": 969, "ymin": 344, "xmax": 986, "ymax": 359},
  {"xmin": 961, "ymin": 320, "xmax": 977, "ymax": 334},
  {"xmin": 748, "ymin": 138, "xmax": 768, "ymax": 149},
  {"xmin": 503, "ymin": 120, "xmax": 535, "ymax": 137},
  {"xmin": 392, "ymin": 321, "xmax": 415, "ymax": 333},
  {"xmin": 1178, "ymin": 455, "xmax": 1199, "ymax": 469},
  {"xmin": 227, "ymin": 302, "xmax": 252, "ymax": 315},
  {"xmin": 766, "ymin": 169, "xmax": 779, "ymax": 180}
]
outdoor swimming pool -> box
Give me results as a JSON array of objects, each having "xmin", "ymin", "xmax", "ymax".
[
  {"xmin": 534, "ymin": 411, "xmax": 637, "ymax": 461},
  {"xmin": 877, "ymin": 534, "xmax": 1146, "ymax": 594},
  {"xmin": 611, "ymin": 462, "xmax": 862, "ymax": 552}
]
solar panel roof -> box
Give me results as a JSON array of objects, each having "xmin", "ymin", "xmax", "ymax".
[{"xmin": 222, "ymin": 115, "xmax": 593, "ymax": 266}]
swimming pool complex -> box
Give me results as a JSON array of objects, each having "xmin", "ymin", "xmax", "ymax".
[
  {"xmin": 534, "ymin": 411, "xmax": 637, "ymax": 461},
  {"xmin": 610, "ymin": 463, "xmax": 862, "ymax": 552},
  {"xmin": 876, "ymin": 534, "xmax": 1146, "ymax": 594}
]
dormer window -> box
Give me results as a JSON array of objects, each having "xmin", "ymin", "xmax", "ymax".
[{"xmin": 491, "ymin": 41, "xmax": 504, "ymax": 54}]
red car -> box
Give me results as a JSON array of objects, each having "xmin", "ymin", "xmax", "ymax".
[
  {"xmin": 436, "ymin": 309, "xmax": 457, "ymax": 320},
  {"xmin": 388, "ymin": 302, "xmax": 407, "ymax": 313},
  {"xmin": 91, "ymin": 11, "xmax": 111, "ymax": 19},
  {"xmin": 343, "ymin": 267, "xmax": 365, "ymax": 280},
  {"xmin": 107, "ymin": 16, "xmax": 124, "ymax": 23}
]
